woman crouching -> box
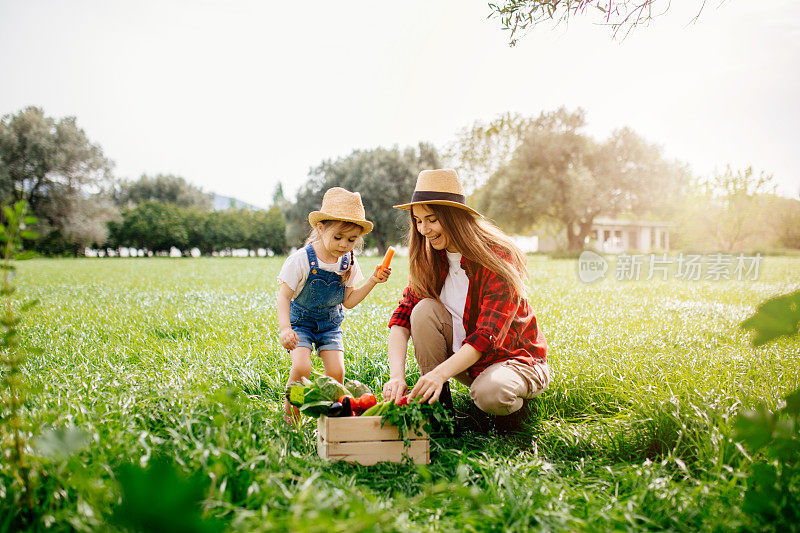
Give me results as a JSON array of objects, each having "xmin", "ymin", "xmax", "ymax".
[{"xmin": 382, "ymin": 169, "xmax": 551, "ymax": 431}]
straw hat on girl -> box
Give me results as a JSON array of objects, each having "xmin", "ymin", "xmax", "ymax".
[
  {"xmin": 393, "ymin": 169, "xmax": 483, "ymax": 217},
  {"xmin": 308, "ymin": 187, "xmax": 374, "ymax": 234}
]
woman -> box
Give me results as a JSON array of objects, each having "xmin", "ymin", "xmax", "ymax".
[{"xmin": 382, "ymin": 169, "xmax": 550, "ymax": 428}]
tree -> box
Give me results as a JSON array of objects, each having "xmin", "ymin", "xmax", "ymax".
[
  {"xmin": 111, "ymin": 201, "xmax": 189, "ymax": 253},
  {"xmin": 0, "ymin": 107, "xmax": 115, "ymax": 254},
  {"xmin": 446, "ymin": 108, "xmax": 587, "ymax": 191},
  {"xmin": 445, "ymin": 112, "xmax": 536, "ymax": 192},
  {"xmin": 679, "ymin": 166, "xmax": 778, "ymax": 252},
  {"xmin": 116, "ymin": 174, "xmax": 212, "ymax": 209},
  {"xmin": 489, "ymin": 0, "xmax": 714, "ymax": 45},
  {"xmin": 773, "ymin": 196, "xmax": 800, "ymax": 250},
  {"xmin": 473, "ymin": 108, "xmax": 687, "ymax": 250},
  {"xmin": 244, "ymin": 207, "xmax": 287, "ymax": 254},
  {"xmin": 289, "ymin": 143, "xmax": 441, "ymax": 253}
]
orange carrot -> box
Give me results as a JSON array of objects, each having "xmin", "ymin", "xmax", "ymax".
[{"xmin": 380, "ymin": 246, "xmax": 395, "ymax": 271}]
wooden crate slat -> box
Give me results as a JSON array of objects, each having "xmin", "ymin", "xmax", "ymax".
[
  {"xmin": 318, "ymin": 415, "xmax": 427, "ymax": 442},
  {"xmin": 321, "ymin": 438, "xmax": 428, "ymax": 457},
  {"xmin": 316, "ymin": 416, "xmax": 431, "ymax": 465},
  {"xmin": 319, "ymin": 438, "xmax": 429, "ymax": 465}
]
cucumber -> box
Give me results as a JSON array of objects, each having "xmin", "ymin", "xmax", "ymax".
[{"xmin": 361, "ymin": 402, "xmax": 383, "ymax": 416}]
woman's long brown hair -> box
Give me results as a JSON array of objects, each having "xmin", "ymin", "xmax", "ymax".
[{"xmin": 407, "ymin": 204, "xmax": 528, "ymax": 299}]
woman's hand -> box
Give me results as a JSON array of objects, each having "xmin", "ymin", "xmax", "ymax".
[
  {"xmin": 382, "ymin": 377, "xmax": 408, "ymax": 402},
  {"xmin": 370, "ymin": 265, "xmax": 391, "ymax": 284},
  {"xmin": 279, "ymin": 327, "xmax": 299, "ymax": 351},
  {"xmin": 409, "ymin": 371, "xmax": 447, "ymax": 404}
]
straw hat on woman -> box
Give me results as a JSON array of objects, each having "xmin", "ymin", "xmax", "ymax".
[{"xmin": 383, "ymin": 169, "xmax": 550, "ymax": 431}]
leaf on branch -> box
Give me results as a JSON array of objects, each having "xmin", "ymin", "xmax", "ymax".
[
  {"xmin": 14, "ymin": 251, "xmax": 36, "ymax": 261},
  {"xmin": 741, "ymin": 290, "xmax": 800, "ymax": 347},
  {"xmin": 20, "ymin": 231, "xmax": 38, "ymax": 240},
  {"xmin": 783, "ymin": 388, "xmax": 800, "ymax": 416},
  {"xmin": 3, "ymin": 206, "xmax": 16, "ymax": 225},
  {"xmin": 34, "ymin": 426, "xmax": 90, "ymax": 460},
  {"xmin": 733, "ymin": 406, "xmax": 775, "ymax": 451},
  {"xmin": 20, "ymin": 299, "xmax": 40, "ymax": 312},
  {"xmin": 23, "ymin": 216, "xmax": 37, "ymax": 225},
  {"xmin": 0, "ymin": 316, "xmax": 21, "ymax": 328},
  {"xmin": 3, "ymin": 329, "xmax": 18, "ymax": 347}
]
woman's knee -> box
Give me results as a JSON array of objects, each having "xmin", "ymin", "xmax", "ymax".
[
  {"xmin": 410, "ymin": 298, "xmax": 441, "ymax": 330},
  {"xmin": 470, "ymin": 377, "xmax": 523, "ymax": 416}
]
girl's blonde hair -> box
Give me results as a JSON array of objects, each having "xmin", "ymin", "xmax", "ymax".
[
  {"xmin": 407, "ymin": 204, "xmax": 528, "ymax": 300},
  {"xmin": 305, "ymin": 220, "xmax": 365, "ymax": 284}
]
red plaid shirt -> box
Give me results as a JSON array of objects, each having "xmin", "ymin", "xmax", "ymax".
[{"xmin": 388, "ymin": 252, "xmax": 547, "ymax": 379}]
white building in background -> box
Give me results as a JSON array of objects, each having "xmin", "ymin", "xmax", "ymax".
[
  {"xmin": 533, "ymin": 218, "xmax": 673, "ymax": 253},
  {"xmin": 587, "ymin": 218, "xmax": 673, "ymax": 253},
  {"xmin": 511, "ymin": 235, "xmax": 539, "ymax": 253}
]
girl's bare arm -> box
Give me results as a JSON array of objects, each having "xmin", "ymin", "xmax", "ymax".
[{"xmin": 343, "ymin": 266, "xmax": 391, "ymax": 308}]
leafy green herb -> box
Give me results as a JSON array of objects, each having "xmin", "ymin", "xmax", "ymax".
[{"xmin": 380, "ymin": 398, "xmax": 454, "ymax": 448}]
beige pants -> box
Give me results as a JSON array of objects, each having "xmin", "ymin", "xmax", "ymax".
[{"xmin": 410, "ymin": 298, "xmax": 550, "ymax": 415}]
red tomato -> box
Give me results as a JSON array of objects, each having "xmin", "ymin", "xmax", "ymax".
[
  {"xmin": 352, "ymin": 396, "xmax": 364, "ymax": 412},
  {"xmin": 396, "ymin": 396, "xmax": 409, "ymax": 407},
  {"xmin": 358, "ymin": 394, "xmax": 377, "ymax": 411}
]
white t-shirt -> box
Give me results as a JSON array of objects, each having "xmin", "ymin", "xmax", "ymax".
[
  {"xmin": 439, "ymin": 251, "xmax": 469, "ymax": 350},
  {"xmin": 277, "ymin": 246, "xmax": 364, "ymax": 300}
]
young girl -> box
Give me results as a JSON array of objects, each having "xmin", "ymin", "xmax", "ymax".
[
  {"xmin": 277, "ymin": 187, "xmax": 391, "ymax": 421},
  {"xmin": 382, "ymin": 169, "xmax": 550, "ymax": 432}
]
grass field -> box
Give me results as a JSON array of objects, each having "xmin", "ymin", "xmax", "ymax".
[{"xmin": 4, "ymin": 255, "xmax": 800, "ymax": 531}]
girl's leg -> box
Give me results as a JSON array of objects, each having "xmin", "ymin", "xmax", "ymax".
[
  {"xmin": 287, "ymin": 346, "xmax": 314, "ymax": 382},
  {"xmin": 318, "ymin": 350, "xmax": 345, "ymax": 384},
  {"xmin": 285, "ymin": 346, "xmax": 314, "ymax": 422}
]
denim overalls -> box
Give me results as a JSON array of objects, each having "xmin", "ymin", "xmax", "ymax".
[{"xmin": 288, "ymin": 244, "xmax": 351, "ymax": 352}]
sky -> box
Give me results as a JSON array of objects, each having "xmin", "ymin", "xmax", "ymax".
[{"xmin": 1, "ymin": 0, "xmax": 799, "ymax": 208}]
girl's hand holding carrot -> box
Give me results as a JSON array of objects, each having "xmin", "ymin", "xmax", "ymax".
[
  {"xmin": 371, "ymin": 265, "xmax": 391, "ymax": 284},
  {"xmin": 371, "ymin": 246, "xmax": 395, "ymax": 284}
]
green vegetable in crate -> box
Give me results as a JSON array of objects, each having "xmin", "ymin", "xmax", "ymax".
[
  {"xmin": 299, "ymin": 400, "xmax": 333, "ymax": 418},
  {"xmin": 314, "ymin": 374, "xmax": 350, "ymax": 402},
  {"xmin": 362, "ymin": 399, "xmax": 393, "ymax": 417},
  {"xmin": 284, "ymin": 371, "xmax": 355, "ymax": 418},
  {"xmin": 285, "ymin": 377, "xmax": 313, "ymax": 406},
  {"xmin": 344, "ymin": 379, "xmax": 371, "ymax": 398}
]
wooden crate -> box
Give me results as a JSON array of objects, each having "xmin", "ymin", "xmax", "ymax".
[{"xmin": 317, "ymin": 415, "xmax": 429, "ymax": 465}]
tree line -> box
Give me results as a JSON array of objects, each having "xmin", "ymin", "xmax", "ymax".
[
  {"xmin": 0, "ymin": 107, "xmax": 288, "ymax": 256},
  {"xmin": 2, "ymin": 105, "xmax": 798, "ymax": 256}
]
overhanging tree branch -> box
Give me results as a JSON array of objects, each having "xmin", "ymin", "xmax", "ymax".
[{"xmin": 489, "ymin": 0, "xmax": 719, "ymax": 45}]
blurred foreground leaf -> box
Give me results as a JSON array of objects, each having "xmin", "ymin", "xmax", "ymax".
[
  {"xmin": 741, "ymin": 290, "xmax": 800, "ymax": 347},
  {"xmin": 112, "ymin": 456, "xmax": 224, "ymax": 533},
  {"xmin": 33, "ymin": 426, "xmax": 89, "ymax": 460},
  {"xmin": 734, "ymin": 386, "xmax": 800, "ymax": 526}
]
